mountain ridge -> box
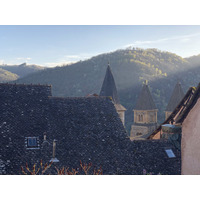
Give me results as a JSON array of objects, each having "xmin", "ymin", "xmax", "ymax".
[
  {"xmin": 8, "ymin": 48, "xmax": 200, "ymax": 132},
  {"xmin": 0, "ymin": 63, "xmax": 45, "ymax": 82}
]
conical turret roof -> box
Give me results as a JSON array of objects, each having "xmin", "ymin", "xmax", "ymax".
[
  {"xmin": 100, "ymin": 63, "xmax": 120, "ymax": 104},
  {"xmin": 134, "ymin": 82, "xmax": 157, "ymax": 110},
  {"xmin": 165, "ymin": 82, "xmax": 184, "ymax": 112}
]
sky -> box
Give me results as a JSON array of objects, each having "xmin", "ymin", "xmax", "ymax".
[{"xmin": 1, "ymin": 25, "xmax": 200, "ymax": 67}]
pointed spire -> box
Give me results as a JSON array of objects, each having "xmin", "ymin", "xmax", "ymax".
[
  {"xmin": 166, "ymin": 82, "xmax": 184, "ymax": 112},
  {"xmin": 100, "ymin": 63, "xmax": 120, "ymax": 104},
  {"xmin": 134, "ymin": 83, "xmax": 157, "ymax": 110}
]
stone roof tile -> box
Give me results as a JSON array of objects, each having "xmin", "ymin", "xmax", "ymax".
[
  {"xmin": 134, "ymin": 83, "xmax": 157, "ymax": 110},
  {"xmin": 100, "ymin": 64, "xmax": 120, "ymax": 104}
]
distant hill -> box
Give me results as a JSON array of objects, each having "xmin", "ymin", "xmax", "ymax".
[
  {"xmin": 13, "ymin": 48, "xmax": 200, "ymax": 132},
  {"xmin": 0, "ymin": 63, "xmax": 44, "ymax": 82},
  {"xmin": 185, "ymin": 54, "xmax": 200, "ymax": 68},
  {"xmin": 0, "ymin": 68, "xmax": 19, "ymax": 82},
  {"xmin": 14, "ymin": 48, "xmax": 191, "ymax": 95}
]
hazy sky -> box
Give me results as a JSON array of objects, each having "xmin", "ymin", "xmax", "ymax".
[{"xmin": 1, "ymin": 25, "xmax": 200, "ymax": 67}]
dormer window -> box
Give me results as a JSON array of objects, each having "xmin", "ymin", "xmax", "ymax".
[{"xmin": 25, "ymin": 137, "xmax": 39, "ymax": 149}]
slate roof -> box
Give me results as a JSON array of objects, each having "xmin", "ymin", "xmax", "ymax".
[
  {"xmin": 0, "ymin": 83, "xmax": 132, "ymax": 174},
  {"xmin": 166, "ymin": 82, "xmax": 185, "ymax": 112},
  {"xmin": 134, "ymin": 83, "xmax": 157, "ymax": 110},
  {"xmin": 0, "ymin": 83, "xmax": 180, "ymax": 175},
  {"xmin": 100, "ymin": 64, "xmax": 120, "ymax": 104},
  {"xmin": 0, "ymin": 83, "xmax": 52, "ymax": 174},
  {"xmin": 129, "ymin": 140, "xmax": 181, "ymax": 175}
]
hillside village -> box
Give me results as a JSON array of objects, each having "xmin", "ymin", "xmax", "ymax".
[{"xmin": 1, "ymin": 59, "xmax": 200, "ymax": 175}]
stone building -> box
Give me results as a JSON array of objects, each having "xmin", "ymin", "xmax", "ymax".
[
  {"xmin": 0, "ymin": 83, "xmax": 181, "ymax": 175},
  {"xmin": 165, "ymin": 82, "xmax": 184, "ymax": 120},
  {"xmin": 130, "ymin": 82, "xmax": 158, "ymax": 140},
  {"xmin": 99, "ymin": 63, "xmax": 126, "ymax": 125}
]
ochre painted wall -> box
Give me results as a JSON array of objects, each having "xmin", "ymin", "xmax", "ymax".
[{"xmin": 182, "ymin": 98, "xmax": 200, "ymax": 175}]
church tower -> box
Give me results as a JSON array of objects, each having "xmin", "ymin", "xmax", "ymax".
[
  {"xmin": 165, "ymin": 82, "xmax": 184, "ymax": 120},
  {"xmin": 130, "ymin": 81, "xmax": 157, "ymax": 140},
  {"xmin": 100, "ymin": 63, "xmax": 126, "ymax": 125}
]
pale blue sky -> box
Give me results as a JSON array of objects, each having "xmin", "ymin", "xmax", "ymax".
[{"xmin": 1, "ymin": 25, "xmax": 200, "ymax": 67}]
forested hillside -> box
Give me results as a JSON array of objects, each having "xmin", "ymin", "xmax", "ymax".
[
  {"xmin": 14, "ymin": 48, "xmax": 200, "ymax": 132},
  {"xmin": 0, "ymin": 68, "xmax": 19, "ymax": 82},
  {"xmin": 0, "ymin": 63, "xmax": 44, "ymax": 82}
]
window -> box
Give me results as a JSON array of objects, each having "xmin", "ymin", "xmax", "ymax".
[
  {"xmin": 28, "ymin": 137, "xmax": 37, "ymax": 147},
  {"xmin": 138, "ymin": 114, "xmax": 143, "ymax": 122},
  {"xmin": 25, "ymin": 137, "xmax": 39, "ymax": 149},
  {"xmin": 165, "ymin": 149, "xmax": 176, "ymax": 158}
]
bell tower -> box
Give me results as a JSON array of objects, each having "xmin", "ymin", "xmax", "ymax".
[{"xmin": 130, "ymin": 81, "xmax": 157, "ymax": 140}]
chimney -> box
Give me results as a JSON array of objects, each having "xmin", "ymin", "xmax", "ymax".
[{"xmin": 49, "ymin": 139, "xmax": 59, "ymax": 163}]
